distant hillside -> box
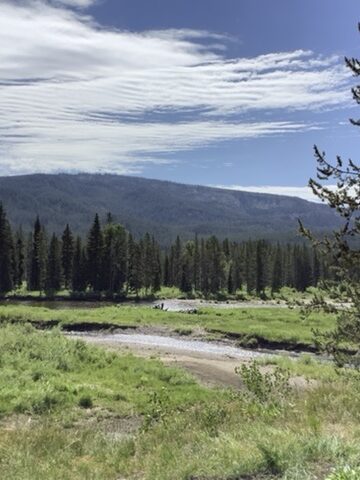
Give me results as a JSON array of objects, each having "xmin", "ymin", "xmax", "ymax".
[{"xmin": 0, "ymin": 173, "xmax": 340, "ymax": 244}]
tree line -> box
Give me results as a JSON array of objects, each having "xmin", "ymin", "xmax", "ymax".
[{"xmin": 0, "ymin": 205, "xmax": 331, "ymax": 297}]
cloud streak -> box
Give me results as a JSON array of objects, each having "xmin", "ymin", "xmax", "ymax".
[
  {"xmin": 211, "ymin": 185, "xmax": 333, "ymax": 203},
  {"xmin": 0, "ymin": 0, "xmax": 350, "ymax": 174}
]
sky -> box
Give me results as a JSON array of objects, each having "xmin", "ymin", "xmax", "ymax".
[{"xmin": 1, "ymin": 0, "xmax": 360, "ymax": 201}]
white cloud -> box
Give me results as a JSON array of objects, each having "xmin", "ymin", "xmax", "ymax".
[
  {"xmin": 53, "ymin": 0, "xmax": 97, "ymax": 7},
  {"xmin": 0, "ymin": 1, "xmax": 350, "ymax": 175},
  {"xmin": 210, "ymin": 185, "xmax": 338, "ymax": 203}
]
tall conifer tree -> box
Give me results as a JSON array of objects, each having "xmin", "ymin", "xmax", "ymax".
[
  {"xmin": 127, "ymin": 234, "xmax": 143, "ymax": 295},
  {"xmin": 46, "ymin": 234, "xmax": 62, "ymax": 293},
  {"xmin": 0, "ymin": 204, "xmax": 13, "ymax": 294},
  {"xmin": 87, "ymin": 213, "xmax": 103, "ymax": 291},
  {"xmin": 28, "ymin": 217, "xmax": 47, "ymax": 292},
  {"xmin": 256, "ymin": 240, "xmax": 267, "ymax": 296},
  {"xmin": 13, "ymin": 228, "xmax": 25, "ymax": 289},
  {"xmin": 62, "ymin": 224, "xmax": 74, "ymax": 290},
  {"xmin": 72, "ymin": 237, "xmax": 87, "ymax": 292}
]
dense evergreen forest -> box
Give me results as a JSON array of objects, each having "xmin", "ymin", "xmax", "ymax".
[{"xmin": 0, "ymin": 205, "xmax": 331, "ymax": 297}]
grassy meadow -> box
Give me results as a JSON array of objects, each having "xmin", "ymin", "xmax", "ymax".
[{"xmin": 0, "ymin": 322, "xmax": 359, "ymax": 479}]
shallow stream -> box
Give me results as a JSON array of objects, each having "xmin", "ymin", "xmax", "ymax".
[{"xmin": 69, "ymin": 331, "xmax": 272, "ymax": 359}]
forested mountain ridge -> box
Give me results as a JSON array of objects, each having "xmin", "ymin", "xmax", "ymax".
[{"xmin": 0, "ymin": 173, "xmax": 340, "ymax": 243}]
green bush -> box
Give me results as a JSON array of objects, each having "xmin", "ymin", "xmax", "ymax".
[{"xmin": 236, "ymin": 361, "xmax": 291, "ymax": 410}]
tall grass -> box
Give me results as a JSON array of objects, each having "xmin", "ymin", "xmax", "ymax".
[{"xmin": 0, "ymin": 323, "xmax": 359, "ymax": 479}]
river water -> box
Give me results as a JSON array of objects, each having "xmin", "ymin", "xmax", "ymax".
[{"xmin": 69, "ymin": 332, "xmax": 271, "ymax": 359}]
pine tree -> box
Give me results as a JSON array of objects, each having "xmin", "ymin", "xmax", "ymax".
[
  {"xmin": 87, "ymin": 213, "xmax": 103, "ymax": 292},
  {"xmin": 232, "ymin": 246, "xmax": 243, "ymax": 292},
  {"xmin": 297, "ymin": 27, "xmax": 360, "ymax": 367},
  {"xmin": 163, "ymin": 254, "xmax": 171, "ymax": 287},
  {"xmin": 245, "ymin": 241, "xmax": 256, "ymax": 294},
  {"xmin": 28, "ymin": 217, "xmax": 47, "ymax": 293},
  {"xmin": 193, "ymin": 234, "xmax": 201, "ymax": 291},
  {"xmin": 172, "ymin": 236, "xmax": 182, "ymax": 288},
  {"xmin": 62, "ymin": 224, "xmax": 74, "ymax": 290},
  {"xmin": 72, "ymin": 237, "xmax": 87, "ymax": 292},
  {"xmin": 294, "ymin": 244, "xmax": 312, "ymax": 292},
  {"xmin": 227, "ymin": 263, "xmax": 235, "ymax": 294},
  {"xmin": 26, "ymin": 232, "xmax": 32, "ymax": 289},
  {"xmin": 0, "ymin": 204, "xmax": 14, "ymax": 294},
  {"xmin": 200, "ymin": 238, "xmax": 209, "ymax": 295},
  {"xmin": 283, "ymin": 244, "xmax": 295, "ymax": 287},
  {"xmin": 106, "ymin": 212, "xmax": 114, "ymax": 224},
  {"xmin": 271, "ymin": 244, "xmax": 283, "ymax": 294},
  {"xmin": 180, "ymin": 242, "xmax": 194, "ymax": 294},
  {"xmin": 127, "ymin": 234, "xmax": 143, "ymax": 295},
  {"xmin": 101, "ymin": 223, "xmax": 128, "ymax": 294},
  {"xmin": 206, "ymin": 236, "xmax": 224, "ymax": 294},
  {"xmin": 152, "ymin": 238, "xmax": 162, "ymax": 293},
  {"xmin": 45, "ymin": 234, "xmax": 62, "ymax": 294},
  {"xmin": 222, "ymin": 238, "xmax": 231, "ymax": 260},
  {"xmin": 142, "ymin": 233, "xmax": 153, "ymax": 293},
  {"xmin": 255, "ymin": 240, "xmax": 267, "ymax": 297},
  {"xmin": 13, "ymin": 228, "xmax": 25, "ymax": 289}
]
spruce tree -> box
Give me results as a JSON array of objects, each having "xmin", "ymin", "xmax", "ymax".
[
  {"xmin": 245, "ymin": 241, "xmax": 256, "ymax": 294},
  {"xmin": 193, "ymin": 234, "xmax": 201, "ymax": 291},
  {"xmin": 28, "ymin": 217, "xmax": 47, "ymax": 293},
  {"xmin": 127, "ymin": 234, "xmax": 143, "ymax": 295},
  {"xmin": 271, "ymin": 244, "xmax": 283, "ymax": 294},
  {"xmin": 180, "ymin": 242, "xmax": 194, "ymax": 294},
  {"xmin": 142, "ymin": 233, "xmax": 153, "ymax": 293},
  {"xmin": 172, "ymin": 236, "xmax": 182, "ymax": 288},
  {"xmin": 206, "ymin": 236, "xmax": 224, "ymax": 294},
  {"xmin": 152, "ymin": 237, "xmax": 162, "ymax": 293},
  {"xmin": 72, "ymin": 237, "xmax": 87, "ymax": 292},
  {"xmin": 0, "ymin": 204, "xmax": 14, "ymax": 294},
  {"xmin": 200, "ymin": 238, "xmax": 209, "ymax": 295},
  {"xmin": 62, "ymin": 224, "xmax": 74, "ymax": 290},
  {"xmin": 13, "ymin": 228, "xmax": 25, "ymax": 289},
  {"xmin": 255, "ymin": 240, "xmax": 267, "ymax": 297},
  {"xmin": 232, "ymin": 246, "xmax": 243, "ymax": 292},
  {"xmin": 294, "ymin": 244, "xmax": 312, "ymax": 292},
  {"xmin": 163, "ymin": 254, "xmax": 171, "ymax": 287},
  {"xmin": 227, "ymin": 264, "xmax": 235, "ymax": 294},
  {"xmin": 45, "ymin": 234, "xmax": 62, "ymax": 294},
  {"xmin": 222, "ymin": 238, "xmax": 231, "ymax": 260},
  {"xmin": 87, "ymin": 213, "xmax": 103, "ymax": 292},
  {"xmin": 102, "ymin": 223, "xmax": 128, "ymax": 294}
]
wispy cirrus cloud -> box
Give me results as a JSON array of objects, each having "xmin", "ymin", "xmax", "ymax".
[
  {"xmin": 53, "ymin": 0, "xmax": 97, "ymax": 7},
  {"xmin": 0, "ymin": 0, "xmax": 350, "ymax": 174}
]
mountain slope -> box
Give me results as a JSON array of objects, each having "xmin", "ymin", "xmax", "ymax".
[{"xmin": 0, "ymin": 173, "xmax": 340, "ymax": 243}]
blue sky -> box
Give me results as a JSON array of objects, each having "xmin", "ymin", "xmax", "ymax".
[{"xmin": 0, "ymin": 0, "xmax": 359, "ymax": 200}]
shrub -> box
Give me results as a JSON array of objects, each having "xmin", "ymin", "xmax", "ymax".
[
  {"xmin": 78, "ymin": 395, "xmax": 93, "ymax": 409},
  {"xmin": 236, "ymin": 361, "xmax": 291, "ymax": 409}
]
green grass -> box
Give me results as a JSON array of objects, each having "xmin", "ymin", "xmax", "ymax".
[
  {"xmin": 256, "ymin": 353, "xmax": 339, "ymax": 381},
  {"xmin": 0, "ymin": 323, "xmax": 360, "ymax": 479},
  {"xmin": 7, "ymin": 284, "xmax": 327, "ymax": 302},
  {"xmin": 0, "ymin": 323, "xmax": 208, "ymax": 418},
  {"xmin": 0, "ymin": 303, "xmax": 335, "ymax": 348}
]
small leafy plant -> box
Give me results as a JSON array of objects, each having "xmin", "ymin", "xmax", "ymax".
[{"xmin": 236, "ymin": 361, "xmax": 291, "ymax": 410}]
